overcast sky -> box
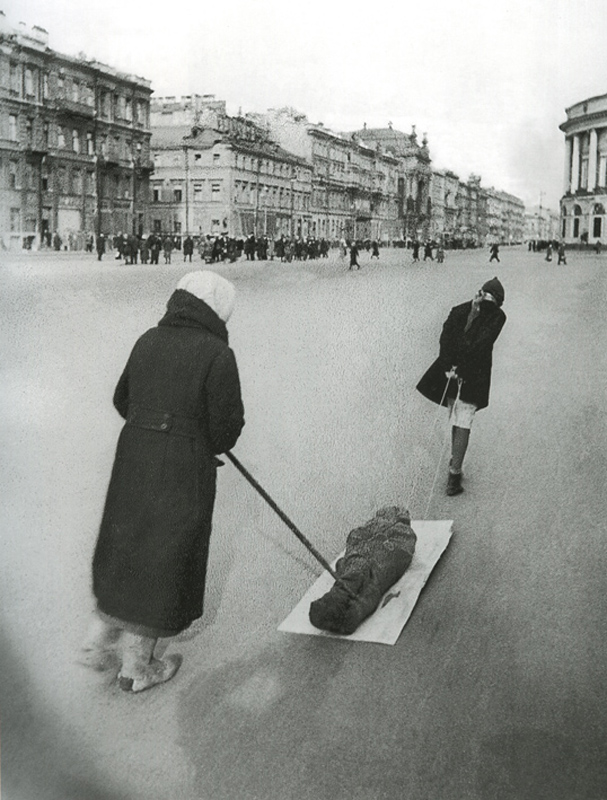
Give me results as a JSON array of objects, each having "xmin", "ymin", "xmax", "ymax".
[{"xmin": 5, "ymin": 0, "xmax": 607, "ymax": 208}]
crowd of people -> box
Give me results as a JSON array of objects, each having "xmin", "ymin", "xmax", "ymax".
[{"xmin": 93, "ymin": 232, "xmax": 362, "ymax": 266}]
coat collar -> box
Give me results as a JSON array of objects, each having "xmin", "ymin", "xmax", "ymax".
[{"xmin": 158, "ymin": 289, "xmax": 229, "ymax": 343}]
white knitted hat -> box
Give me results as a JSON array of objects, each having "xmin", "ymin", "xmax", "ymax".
[{"xmin": 176, "ymin": 270, "xmax": 236, "ymax": 322}]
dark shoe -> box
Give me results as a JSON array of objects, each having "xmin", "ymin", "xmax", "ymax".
[{"xmin": 446, "ymin": 471, "xmax": 464, "ymax": 496}]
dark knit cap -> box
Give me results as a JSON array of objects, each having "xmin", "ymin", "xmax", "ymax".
[{"xmin": 482, "ymin": 277, "xmax": 505, "ymax": 306}]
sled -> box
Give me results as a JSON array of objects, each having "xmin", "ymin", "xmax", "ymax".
[{"xmin": 278, "ymin": 520, "xmax": 453, "ymax": 645}]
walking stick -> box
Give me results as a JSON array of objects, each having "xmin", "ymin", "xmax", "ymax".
[{"xmin": 225, "ymin": 451, "xmax": 358, "ymax": 600}]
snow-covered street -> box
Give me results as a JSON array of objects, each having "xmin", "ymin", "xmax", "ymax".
[{"xmin": 2, "ymin": 245, "xmax": 606, "ymax": 800}]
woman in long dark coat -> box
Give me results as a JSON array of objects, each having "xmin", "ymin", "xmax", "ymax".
[
  {"xmin": 80, "ymin": 270, "xmax": 245, "ymax": 692},
  {"xmin": 416, "ymin": 277, "xmax": 506, "ymax": 496}
]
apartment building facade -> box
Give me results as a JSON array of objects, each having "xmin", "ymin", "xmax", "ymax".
[
  {"xmin": 149, "ymin": 96, "xmax": 312, "ymax": 239},
  {"xmin": 0, "ymin": 13, "xmax": 152, "ymax": 249}
]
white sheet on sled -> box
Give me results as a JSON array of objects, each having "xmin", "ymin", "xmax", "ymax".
[{"xmin": 278, "ymin": 520, "xmax": 453, "ymax": 645}]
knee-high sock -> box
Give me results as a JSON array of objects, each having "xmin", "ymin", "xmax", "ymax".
[{"xmin": 450, "ymin": 425, "xmax": 470, "ymax": 474}]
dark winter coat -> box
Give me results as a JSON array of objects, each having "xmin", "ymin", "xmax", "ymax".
[
  {"xmin": 416, "ymin": 299, "xmax": 506, "ymax": 410},
  {"xmin": 93, "ymin": 289, "xmax": 245, "ymax": 634}
]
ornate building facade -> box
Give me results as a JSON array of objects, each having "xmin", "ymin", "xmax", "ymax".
[
  {"xmin": 560, "ymin": 93, "xmax": 607, "ymax": 244},
  {"xmin": 0, "ymin": 13, "xmax": 152, "ymax": 249},
  {"xmin": 255, "ymin": 109, "xmax": 430, "ymax": 242},
  {"xmin": 150, "ymin": 96, "xmax": 311, "ymax": 238}
]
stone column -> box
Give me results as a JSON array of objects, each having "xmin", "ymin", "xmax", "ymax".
[
  {"xmin": 564, "ymin": 137, "xmax": 573, "ymax": 194},
  {"xmin": 571, "ymin": 134, "xmax": 580, "ymax": 192},
  {"xmin": 589, "ymin": 129, "xmax": 598, "ymax": 190}
]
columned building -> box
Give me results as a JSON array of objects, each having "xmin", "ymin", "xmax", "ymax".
[
  {"xmin": 0, "ymin": 13, "xmax": 153, "ymax": 249},
  {"xmin": 150, "ymin": 96, "xmax": 311, "ymax": 238},
  {"xmin": 560, "ymin": 94, "xmax": 607, "ymax": 244}
]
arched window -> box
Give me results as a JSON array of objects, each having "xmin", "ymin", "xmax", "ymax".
[
  {"xmin": 573, "ymin": 205, "xmax": 582, "ymax": 216},
  {"xmin": 594, "ymin": 203, "xmax": 605, "ymax": 214},
  {"xmin": 561, "ymin": 207, "xmax": 567, "ymax": 216}
]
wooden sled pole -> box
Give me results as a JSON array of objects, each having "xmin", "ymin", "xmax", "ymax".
[{"xmin": 226, "ymin": 451, "xmax": 357, "ymax": 600}]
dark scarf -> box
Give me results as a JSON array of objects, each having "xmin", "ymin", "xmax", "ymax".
[
  {"xmin": 158, "ymin": 289, "xmax": 229, "ymax": 343},
  {"xmin": 464, "ymin": 299, "xmax": 496, "ymax": 333}
]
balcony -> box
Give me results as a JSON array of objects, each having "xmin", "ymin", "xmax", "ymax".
[{"xmin": 46, "ymin": 97, "xmax": 95, "ymax": 119}]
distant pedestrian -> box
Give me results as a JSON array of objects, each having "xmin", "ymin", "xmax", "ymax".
[
  {"xmin": 163, "ymin": 235, "xmax": 173, "ymax": 264},
  {"xmin": 595, "ymin": 240, "xmax": 602, "ymax": 254},
  {"xmin": 424, "ymin": 242, "xmax": 434, "ymax": 261},
  {"xmin": 371, "ymin": 240, "xmax": 380, "ymax": 259},
  {"xmin": 149, "ymin": 234, "xmax": 161, "ymax": 265},
  {"xmin": 436, "ymin": 245, "xmax": 445, "ymax": 263},
  {"xmin": 183, "ymin": 235, "xmax": 194, "ymax": 262},
  {"xmin": 79, "ymin": 270, "xmax": 245, "ymax": 693},
  {"xmin": 96, "ymin": 234, "xmax": 106, "ymax": 262},
  {"xmin": 416, "ymin": 277, "xmax": 506, "ymax": 496},
  {"xmin": 349, "ymin": 241, "xmax": 360, "ymax": 270},
  {"xmin": 489, "ymin": 243, "xmax": 500, "ymax": 263},
  {"xmin": 545, "ymin": 242, "xmax": 553, "ymax": 262},
  {"xmin": 412, "ymin": 241, "xmax": 420, "ymax": 262},
  {"xmin": 557, "ymin": 242, "xmax": 567, "ymax": 265}
]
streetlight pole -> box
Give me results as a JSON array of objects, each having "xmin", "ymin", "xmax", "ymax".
[
  {"xmin": 539, "ymin": 190, "xmax": 545, "ymax": 240},
  {"xmin": 183, "ymin": 144, "xmax": 190, "ymax": 236}
]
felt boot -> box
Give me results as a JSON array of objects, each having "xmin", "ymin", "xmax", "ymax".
[
  {"xmin": 77, "ymin": 616, "xmax": 122, "ymax": 671},
  {"xmin": 446, "ymin": 471, "xmax": 464, "ymax": 496},
  {"xmin": 118, "ymin": 633, "xmax": 182, "ymax": 693}
]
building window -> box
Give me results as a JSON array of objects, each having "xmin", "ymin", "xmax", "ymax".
[
  {"xmin": 26, "ymin": 118, "xmax": 33, "ymax": 147},
  {"xmin": 593, "ymin": 217, "xmax": 602, "ymax": 238},
  {"xmin": 125, "ymin": 98, "xmax": 132, "ymax": 122},
  {"xmin": 213, "ymin": 153, "xmax": 220, "ymax": 162},
  {"xmin": 57, "ymin": 74, "xmax": 64, "ymax": 93},
  {"xmin": 25, "ymin": 68, "xmax": 34, "ymax": 97},
  {"xmin": 211, "ymin": 182, "xmax": 221, "ymax": 199},
  {"xmin": 9, "ymin": 62, "xmax": 19, "ymax": 95},
  {"xmin": 193, "ymin": 183, "xmax": 203, "ymax": 200},
  {"xmin": 73, "ymin": 169, "xmax": 82, "ymax": 195},
  {"xmin": 42, "ymin": 174, "xmax": 48, "ymax": 191},
  {"xmin": 173, "ymin": 221, "xmax": 181, "ymax": 233},
  {"xmin": 87, "ymin": 132, "xmax": 94, "ymax": 155},
  {"xmin": 10, "ymin": 208, "xmax": 20, "ymax": 231},
  {"xmin": 174, "ymin": 189, "xmax": 182, "ymax": 202},
  {"xmin": 9, "ymin": 160, "xmax": 18, "ymax": 189},
  {"xmin": 153, "ymin": 188, "xmax": 160, "ymax": 202},
  {"xmin": 573, "ymin": 218, "xmax": 580, "ymax": 238},
  {"xmin": 9, "ymin": 115, "xmax": 18, "ymax": 141},
  {"xmin": 153, "ymin": 219, "xmax": 162, "ymax": 232},
  {"xmin": 72, "ymin": 129, "xmax": 80, "ymax": 153},
  {"xmin": 57, "ymin": 127, "xmax": 66, "ymax": 148}
]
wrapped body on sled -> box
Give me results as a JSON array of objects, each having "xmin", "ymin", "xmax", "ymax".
[{"xmin": 309, "ymin": 506, "xmax": 417, "ymax": 635}]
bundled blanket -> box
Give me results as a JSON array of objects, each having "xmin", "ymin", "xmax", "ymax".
[{"xmin": 309, "ymin": 506, "xmax": 417, "ymax": 635}]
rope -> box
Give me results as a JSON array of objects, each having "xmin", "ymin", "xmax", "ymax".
[
  {"xmin": 407, "ymin": 372, "xmax": 461, "ymax": 519},
  {"xmin": 225, "ymin": 451, "xmax": 358, "ymax": 600},
  {"xmin": 406, "ymin": 373, "xmax": 452, "ymax": 513},
  {"xmin": 422, "ymin": 377, "xmax": 463, "ymax": 519}
]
